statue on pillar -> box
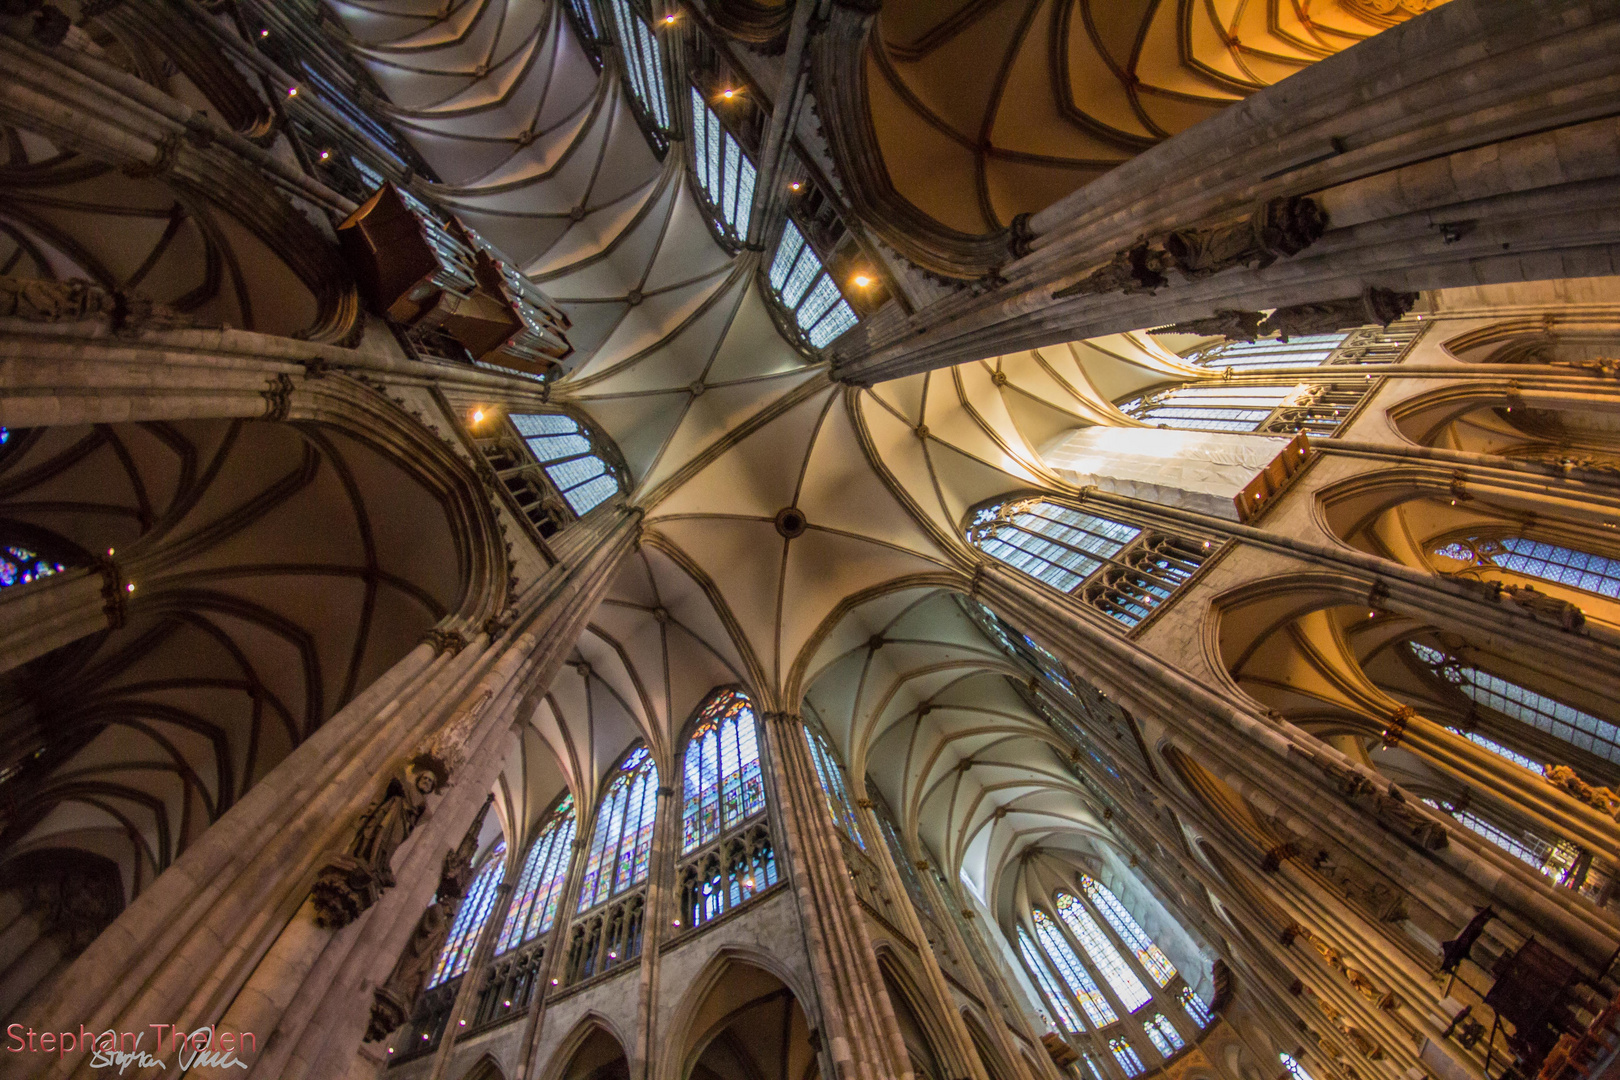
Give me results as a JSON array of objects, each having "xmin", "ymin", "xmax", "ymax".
[
  {"xmin": 1162, "ymin": 196, "xmax": 1328, "ymax": 279},
  {"xmin": 365, "ymin": 793, "xmax": 495, "ymax": 1041},
  {"xmin": 1256, "ymin": 287, "xmax": 1418, "ymax": 340},
  {"xmin": 311, "ymin": 752, "xmax": 451, "ymax": 929},
  {"xmin": 1052, "ymin": 243, "xmax": 1170, "ymax": 299},
  {"xmin": 0, "ymin": 275, "xmax": 187, "ymax": 331}
]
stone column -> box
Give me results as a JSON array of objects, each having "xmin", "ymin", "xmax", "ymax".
[
  {"xmin": 825, "ymin": 1, "xmax": 1620, "ymax": 382},
  {"xmin": 974, "ymin": 563, "xmax": 1620, "ymax": 969},
  {"xmin": 758, "ymin": 711, "xmax": 915, "ymax": 1080},
  {"xmin": 513, "ymin": 833, "xmax": 593, "ymax": 1080},
  {"xmin": 629, "ymin": 783, "xmax": 678, "ymax": 1080},
  {"xmin": 11, "ymin": 506, "xmax": 640, "ymax": 1080}
]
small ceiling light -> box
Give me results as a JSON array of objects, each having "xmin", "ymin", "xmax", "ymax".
[
  {"xmin": 853, "ymin": 274, "xmax": 872, "ymax": 288},
  {"xmin": 287, "ymin": 86, "xmax": 298, "ymax": 98},
  {"xmin": 789, "ymin": 181, "xmax": 801, "ymax": 191},
  {"xmin": 459, "ymin": 1020, "xmax": 466, "ymax": 1026},
  {"xmin": 126, "ymin": 583, "xmax": 135, "ymax": 593},
  {"xmin": 472, "ymin": 409, "xmax": 485, "ymax": 423},
  {"xmin": 318, "ymin": 150, "xmax": 330, "ymax": 162},
  {"xmin": 107, "ymin": 548, "xmax": 115, "ymax": 556},
  {"xmin": 259, "ymin": 27, "xmax": 269, "ymax": 37},
  {"xmin": 552, "ymin": 978, "xmax": 560, "ymax": 985},
  {"xmin": 721, "ymin": 89, "xmax": 736, "ymax": 99},
  {"xmin": 664, "ymin": 13, "xmax": 676, "ymax": 23}
]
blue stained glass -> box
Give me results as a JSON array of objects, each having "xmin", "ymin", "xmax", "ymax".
[
  {"xmin": 0, "ymin": 428, "xmax": 9, "ymax": 445},
  {"xmin": 808, "ymin": 301, "xmax": 858, "ymax": 348},
  {"xmin": 1033, "ymin": 909, "xmax": 1117, "ymax": 1026},
  {"xmin": 1281, "ymin": 1054, "xmax": 1315, "ymax": 1080},
  {"xmin": 513, "ymin": 413, "xmax": 578, "ymax": 437},
  {"xmin": 0, "ymin": 546, "xmax": 64, "ymax": 589},
  {"xmin": 560, "ymin": 474, "xmax": 618, "ymax": 515},
  {"xmin": 780, "ymin": 247, "xmax": 819, "ymax": 307},
  {"xmin": 971, "ymin": 500, "xmax": 1141, "ymax": 596},
  {"xmin": 804, "ymin": 725, "xmax": 864, "ymax": 848},
  {"xmin": 1435, "ymin": 536, "xmax": 1620, "ymax": 600},
  {"xmin": 496, "ymin": 796, "xmax": 576, "ymax": 953},
  {"xmin": 1019, "ymin": 929, "xmax": 1083, "ymax": 1032},
  {"xmin": 795, "ymin": 275, "xmax": 840, "ymax": 333},
  {"xmin": 579, "ymin": 748, "xmax": 659, "ymax": 912},
  {"xmin": 721, "ymin": 136, "xmax": 741, "ymax": 230},
  {"xmin": 429, "ymin": 840, "xmax": 507, "ymax": 987},
  {"xmin": 734, "ymin": 157, "xmax": 756, "ymax": 242},
  {"xmin": 1111, "ymin": 1037, "xmax": 1145, "ymax": 1077},
  {"xmin": 682, "ymin": 691, "xmax": 766, "ymax": 852},
  {"xmin": 1143, "ymin": 1013, "xmax": 1183, "ymax": 1056},
  {"xmin": 525, "ymin": 433, "xmax": 591, "ymax": 460},
  {"xmin": 1179, "ymin": 986, "xmax": 1213, "ymax": 1028},
  {"xmin": 545, "ymin": 455, "xmax": 608, "ymax": 492}
]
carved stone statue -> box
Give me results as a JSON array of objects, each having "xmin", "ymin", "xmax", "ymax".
[
  {"xmin": 1052, "ymin": 244, "xmax": 1171, "ymax": 299},
  {"xmin": 1499, "ymin": 583, "xmax": 1585, "ymax": 632},
  {"xmin": 1162, "ymin": 196, "xmax": 1328, "ymax": 279},
  {"xmin": 1374, "ymin": 786, "xmax": 1449, "ymax": 851},
  {"xmin": 1154, "ymin": 309, "xmax": 1266, "ymax": 342},
  {"xmin": 1257, "ymin": 287, "xmax": 1418, "ymax": 341},
  {"xmin": 365, "ymin": 793, "xmax": 494, "ymax": 1041},
  {"xmin": 1543, "ymin": 764, "xmax": 1620, "ymax": 820},
  {"xmin": 0, "ymin": 275, "xmax": 186, "ymax": 331},
  {"xmin": 311, "ymin": 752, "xmax": 451, "ymax": 929}
]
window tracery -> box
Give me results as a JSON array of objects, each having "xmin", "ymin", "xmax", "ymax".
[
  {"xmin": 564, "ymin": 746, "xmax": 657, "ymax": 984},
  {"xmin": 689, "ymin": 88, "xmax": 756, "ymax": 246},
  {"xmin": 1281, "ymin": 1052, "xmax": 1316, "ymax": 1080},
  {"xmin": 1178, "ymin": 986, "xmax": 1213, "ymax": 1028},
  {"xmin": 1031, "ymin": 909, "xmax": 1117, "ymax": 1027},
  {"xmin": 1409, "ymin": 642, "xmax": 1620, "ymax": 765},
  {"xmin": 1079, "ymin": 876, "xmax": 1177, "ymax": 988},
  {"xmin": 1184, "ymin": 322, "xmax": 1423, "ymax": 371},
  {"xmin": 1109, "ymin": 1035, "xmax": 1145, "ymax": 1077},
  {"xmin": 1018, "ymin": 928, "xmax": 1083, "ymax": 1033},
  {"xmin": 1054, "ymin": 892, "xmax": 1153, "ymax": 1012},
  {"xmin": 428, "ymin": 840, "xmax": 507, "ymax": 988},
  {"xmin": 967, "ymin": 499, "xmax": 1209, "ymax": 628},
  {"xmin": 495, "ymin": 796, "xmax": 576, "ymax": 954},
  {"xmin": 768, "ymin": 220, "xmax": 859, "ymax": 350},
  {"xmin": 605, "ymin": 0, "xmax": 671, "ymax": 152},
  {"xmin": 804, "ymin": 723, "xmax": 864, "ymax": 848},
  {"xmin": 676, "ymin": 690, "xmax": 777, "ymax": 931},
  {"xmin": 1142, "ymin": 1012, "xmax": 1183, "ymax": 1056},
  {"xmin": 1431, "ymin": 536, "xmax": 1620, "ymax": 600}
]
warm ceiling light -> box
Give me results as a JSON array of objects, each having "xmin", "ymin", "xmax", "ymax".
[
  {"xmin": 721, "ymin": 89, "xmax": 736, "ymax": 99},
  {"xmin": 789, "ymin": 181, "xmax": 801, "ymax": 191},
  {"xmin": 286, "ymin": 86, "xmax": 298, "ymax": 97},
  {"xmin": 664, "ymin": 13, "xmax": 676, "ymax": 23},
  {"xmin": 853, "ymin": 274, "xmax": 872, "ymax": 288},
  {"xmin": 471, "ymin": 409, "xmax": 485, "ymax": 423}
]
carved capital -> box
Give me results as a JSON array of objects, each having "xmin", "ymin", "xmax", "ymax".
[
  {"xmin": 422, "ymin": 628, "xmax": 469, "ymax": 656},
  {"xmin": 261, "ymin": 373, "xmax": 294, "ymax": 422},
  {"xmin": 1380, "ymin": 705, "xmax": 1413, "ymax": 749}
]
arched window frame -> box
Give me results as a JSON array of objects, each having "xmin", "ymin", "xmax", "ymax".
[
  {"xmin": 562, "ymin": 744, "xmax": 658, "ymax": 986},
  {"xmin": 475, "ymin": 411, "xmax": 628, "ymax": 542},
  {"xmin": 1421, "ymin": 796, "xmax": 1590, "ymax": 893},
  {"xmin": 966, "ymin": 496, "xmax": 1212, "ymax": 631},
  {"xmin": 1179, "ymin": 321, "xmax": 1423, "ymax": 372},
  {"xmin": 428, "ymin": 839, "xmax": 508, "ymax": 988},
  {"xmin": 602, "ymin": 0, "xmax": 671, "ymax": 155},
  {"xmin": 1280, "ymin": 1052, "xmax": 1317, "ymax": 1080},
  {"xmin": 1406, "ymin": 640, "xmax": 1620, "ymax": 770},
  {"xmin": 673, "ymin": 688, "xmax": 779, "ymax": 933},
  {"xmin": 688, "ymin": 87, "xmax": 756, "ymax": 248},
  {"xmin": 801, "ymin": 718, "xmax": 864, "ymax": 848},
  {"xmin": 1429, "ymin": 533, "xmax": 1620, "ymax": 601},
  {"xmin": 1030, "ymin": 908, "xmax": 1118, "ymax": 1028},
  {"xmin": 1017, "ymin": 926, "xmax": 1084, "ymax": 1034},
  {"xmin": 764, "ymin": 217, "xmax": 860, "ymax": 352},
  {"xmin": 1079, "ymin": 876, "xmax": 1177, "ymax": 988},
  {"xmin": 1053, "ymin": 892, "xmax": 1153, "ymax": 1013},
  {"xmin": 1116, "ymin": 380, "xmax": 1373, "ymax": 438},
  {"xmin": 495, "ymin": 793, "xmax": 577, "ymax": 955}
]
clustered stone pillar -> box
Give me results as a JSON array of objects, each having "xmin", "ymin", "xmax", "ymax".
[{"xmin": 758, "ymin": 712, "xmax": 916, "ymax": 1080}]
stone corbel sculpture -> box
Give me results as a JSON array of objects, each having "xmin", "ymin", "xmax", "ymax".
[
  {"xmin": 311, "ymin": 752, "xmax": 451, "ymax": 929},
  {"xmin": 1052, "ymin": 243, "xmax": 1171, "ymax": 299},
  {"xmin": 365, "ymin": 793, "xmax": 494, "ymax": 1041},
  {"xmin": 1542, "ymin": 764, "xmax": 1620, "ymax": 820},
  {"xmin": 1257, "ymin": 287, "xmax": 1418, "ymax": 341},
  {"xmin": 1154, "ymin": 309, "xmax": 1266, "ymax": 342},
  {"xmin": 1162, "ymin": 196, "xmax": 1328, "ymax": 279},
  {"xmin": 0, "ymin": 275, "xmax": 188, "ymax": 332},
  {"xmin": 1499, "ymin": 583, "xmax": 1585, "ymax": 632},
  {"xmin": 1373, "ymin": 785, "xmax": 1449, "ymax": 851}
]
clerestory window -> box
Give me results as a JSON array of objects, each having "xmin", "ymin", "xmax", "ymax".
[
  {"xmin": 803, "ymin": 723, "xmax": 865, "ymax": 848},
  {"xmin": 495, "ymin": 796, "xmax": 576, "ymax": 954},
  {"xmin": 1080, "ymin": 876, "xmax": 1177, "ymax": 987},
  {"xmin": 768, "ymin": 220, "xmax": 859, "ymax": 350},
  {"xmin": 577, "ymin": 746, "xmax": 658, "ymax": 912},
  {"xmin": 428, "ymin": 840, "xmax": 508, "ymax": 987},
  {"xmin": 689, "ymin": 87, "xmax": 756, "ymax": 246},
  {"xmin": 510, "ymin": 412, "xmax": 623, "ymax": 517},
  {"xmin": 1031, "ymin": 908, "xmax": 1117, "ymax": 1027},
  {"xmin": 1055, "ymin": 892, "xmax": 1153, "ymax": 1012},
  {"xmin": 1018, "ymin": 928, "xmax": 1083, "ymax": 1033},
  {"xmin": 1431, "ymin": 536, "xmax": 1620, "ymax": 601},
  {"xmin": 605, "ymin": 0, "xmax": 671, "ymax": 152}
]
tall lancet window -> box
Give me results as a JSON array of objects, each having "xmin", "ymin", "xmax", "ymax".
[
  {"xmin": 1431, "ymin": 536, "xmax": 1620, "ymax": 601},
  {"xmin": 1410, "ymin": 642, "xmax": 1620, "ymax": 765},
  {"xmin": 689, "ymin": 88, "xmax": 756, "ymax": 245},
  {"xmin": 510, "ymin": 413, "xmax": 623, "ymax": 517},
  {"xmin": 1054, "ymin": 892, "xmax": 1153, "ymax": 1011},
  {"xmin": 676, "ymin": 690, "xmax": 777, "ymax": 930},
  {"xmin": 605, "ymin": 0, "xmax": 670, "ymax": 149},
  {"xmin": 803, "ymin": 724, "xmax": 864, "ymax": 848},
  {"xmin": 1018, "ymin": 928, "xmax": 1083, "ymax": 1033},
  {"xmin": 1031, "ymin": 909, "xmax": 1117, "ymax": 1027},
  {"xmin": 1080, "ymin": 876, "xmax": 1177, "ymax": 987},
  {"xmin": 495, "ymin": 795, "xmax": 576, "ymax": 954},
  {"xmin": 578, "ymin": 747, "xmax": 658, "ymax": 911},
  {"xmin": 564, "ymin": 747, "xmax": 658, "ymax": 985},
  {"xmin": 768, "ymin": 221, "xmax": 860, "ymax": 350},
  {"xmin": 429, "ymin": 840, "xmax": 507, "ymax": 987}
]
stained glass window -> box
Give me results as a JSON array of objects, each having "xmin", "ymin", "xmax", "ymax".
[
  {"xmin": 1110, "ymin": 1036, "xmax": 1145, "ymax": 1077},
  {"xmin": 804, "ymin": 724, "xmax": 864, "ymax": 848},
  {"xmin": 511, "ymin": 413, "xmax": 622, "ymax": 516},
  {"xmin": 0, "ymin": 545, "xmax": 64, "ymax": 589},
  {"xmin": 689, "ymin": 88, "xmax": 756, "ymax": 244},
  {"xmin": 1055, "ymin": 893, "xmax": 1152, "ymax": 1012},
  {"xmin": 1119, "ymin": 385, "xmax": 1294, "ymax": 432},
  {"xmin": 1178, "ymin": 986, "xmax": 1213, "ymax": 1028},
  {"xmin": 578, "ymin": 747, "xmax": 659, "ymax": 912},
  {"xmin": 1190, "ymin": 334, "xmax": 1349, "ymax": 371},
  {"xmin": 606, "ymin": 0, "xmax": 670, "ymax": 146},
  {"xmin": 1281, "ymin": 1053, "xmax": 1315, "ymax": 1080},
  {"xmin": 495, "ymin": 796, "xmax": 576, "ymax": 954},
  {"xmin": 1143, "ymin": 1013, "xmax": 1184, "ymax": 1056},
  {"xmin": 1079, "ymin": 1052, "xmax": 1107, "ymax": 1080},
  {"xmin": 1410, "ymin": 642, "xmax": 1620, "ymax": 764},
  {"xmin": 429, "ymin": 840, "xmax": 507, "ymax": 987},
  {"xmin": 967, "ymin": 500, "xmax": 1140, "ymax": 594},
  {"xmin": 681, "ymin": 690, "xmax": 766, "ymax": 852},
  {"xmin": 1032, "ymin": 909, "xmax": 1117, "ymax": 1027},
  {"xmin": 1432, "ymin": 536, "xmax": 1620, "ymax": 600},
  {"xmin": 1018, "ymin": 928, "xmax": 1083, "ymax": 1032},
  {"xmin": 767, "ymin": 220, "xmax": 859, "ymax": 350},
  {"xmin": 1457, "ymin": 729, "xmax": 1542, "ymax": 772},
  {"xmin": 1080, "ymin": 876, "xmax": 1177, "ymax": 987}
]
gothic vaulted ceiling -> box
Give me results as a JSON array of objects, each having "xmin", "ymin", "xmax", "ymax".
[
  {"xmin": 864, "ymin": 0, "xmax": 1449, "ymax": 235},
  {"xmin": 326, "ymin": 0, "xmax": 1152, "ymax": 897}
]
